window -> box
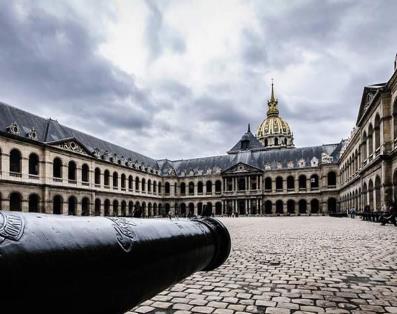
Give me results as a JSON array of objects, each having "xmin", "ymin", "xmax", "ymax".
[
  {"xmin": 28, "ymin": 153, "xmax": 39, "ymax": 175},
  {"xmin": 104, "ymin": 170, "xmax": 110, "ymax": 186},
  {"xmin": 68, "ymin": 161, "xmax": 77, "ymax": 181},
  {"xmin": 53, "ymin": 158, "xmax": 63, "ymax": 178},
  {"xmin": 82, "ymin": 164, "xmax": 89, "ymax": 183},
  {"xmin": 10, "ymin": 192, "xmax": 22, "ymax": 211},
  {"xmin": 198, "ymin": 181, "xmax": 203, "ymax": 194},
  {"xmin": 287, "ymin": 176, "xmax": 294, "ymax": 190},
  {"xmin": 95, "ymin": 168, "xmax": 101, "ymax": 185},
  {"xmin": 298, "ymin": 175, "xmax": 306, "ymax": 190},
  {"xmin": 9, "ymin": 149, "xmax": 22, "ymax": 173},
  {"xmin": 276, "ymin": 177, "xmax": 283, "ymax": 191},
  {"xmin": 215, "ymin": 180, "xmax": 222, "ymax": 193},
  {"xmin": 310, "ymin": 174, "xmax": 319, "ymax": 190},
  {"xmin": 327, "ymin": 172, "xmax": 336, "ymax": 187}
]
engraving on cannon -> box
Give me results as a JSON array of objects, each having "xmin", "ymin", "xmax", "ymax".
[
  {"xmin": 0, "ymin": 212, "xmax": 25, "ymax": 243},
  {"xmin": 108, "ymin": 217, "xmax": 136, "ymax": 252}
]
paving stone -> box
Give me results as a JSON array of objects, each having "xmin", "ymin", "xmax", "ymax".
[
  {"xmin": 191, "ymin": 306, "xmax": 215, "ymax": 314},
  {"xmin": 173, "ymin": 303, "xmax": 193, "ymax": 311},
  {"xmin": 265, "ymin": 307, "xmax": 291, "ymax": 314},
  {"xmin": 134, "ymin": 306, "xmax": 154, "ymax": 313}
]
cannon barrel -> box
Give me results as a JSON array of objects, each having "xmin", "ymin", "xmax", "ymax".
[{"xmin": 0, "ymin": 211, "xmax": 231, "ymax": 314}]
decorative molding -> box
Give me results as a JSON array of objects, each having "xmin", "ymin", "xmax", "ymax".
[
  {"xmin": 57, "ymin": 140, "xmax": 87, "ymax": 155},
  {"xmin": 6, "ymin": 122, "xmax": 20, "ymax": 135},
  {"xmin": 26, "ymin": 128, "xmax": 38, "ymax": 140}
]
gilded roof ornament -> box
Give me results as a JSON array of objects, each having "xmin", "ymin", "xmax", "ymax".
[{"xmin": 267, "ymin": 79, "xmax": 279, "ymax": 117}]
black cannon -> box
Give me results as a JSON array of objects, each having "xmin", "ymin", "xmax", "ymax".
[{"xmin": 0, "ymin": 211, "xmax": 231, "ymax": 314}]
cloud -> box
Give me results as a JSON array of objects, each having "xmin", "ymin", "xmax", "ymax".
[{"xmin": 0, "ymin": 0, "xmax": 396, "ymax": 160}]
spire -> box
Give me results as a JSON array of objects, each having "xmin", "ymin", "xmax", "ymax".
[
  {"xmin": 267, "ymin": 78, "xmax": 279, "ymax": 117},
  {"xmin": 247, "ymin": 123, "xmax": 251, "ymax": 133}
]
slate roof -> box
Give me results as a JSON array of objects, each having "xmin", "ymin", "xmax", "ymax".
[
  {"xmin": 228, "ymin": 129, "xmax": 264, "ymax": 153},
  {"xmin": 0, "ymin": 102, "xmax": 159, "ymax": 169},
  {"xmin": 0, "ymin": 102, "xmax": 343, "ymax": 176}
]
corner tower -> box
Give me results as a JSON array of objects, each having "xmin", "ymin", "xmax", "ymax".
[{"xmin": 256, "ymin": 81, "xmax": 294, "ymax": 149}]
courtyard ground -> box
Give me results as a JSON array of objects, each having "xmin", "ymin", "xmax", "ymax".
[{"xmin": 129, "ymin": 217, "xmax": 397, "ymax": 314}]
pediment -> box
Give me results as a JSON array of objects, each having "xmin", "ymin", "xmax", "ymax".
[
  {"xmin": 222, "ymin": 162, "xmax": 263, "ymax": 175},
  {"xmin": 47, "ymin": 138, "xmax": 91, "ymax": 156}
]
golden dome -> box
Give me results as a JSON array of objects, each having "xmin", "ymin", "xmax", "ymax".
[{"xmin": 256, "ymin": 81, "xmax": 294, "ymax": 148}]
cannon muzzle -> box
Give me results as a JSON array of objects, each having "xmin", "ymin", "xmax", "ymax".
[{"xmin": 0, "ymin": 211, "xmax": 231, "ymax": 314}]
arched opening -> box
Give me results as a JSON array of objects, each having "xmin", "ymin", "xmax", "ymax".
[
  {"xmin": 104, "ymin": 170, "xmax": 110, "ymax": 187},
  {"xmin": 135, "ymin": 177, "xmax": 140, "ymax": 191},
  {"xmin": 148, "ymin": 203, "xmax": 152, "ymax": 217},
  {"xmin": 368, "ymin": 179, "xmax": 374, "ymax": 210},
  {"xmin": 95, "ymin": 168, "xmax": 101, "ymax": 185},
  {"xmin": 121, "ymin": 201, "xmax": 127, "ymax": 216},
  {"xmin": 265, "ymin": 177, "xmax": 272, "ymax": 191},
  {"xmin": 134, "ymin": 202, "xmax": 142, "ymax": 218},
  {"xmin": 165, "ymin": 182, "xmax": 170, "ymax": 194},
  {"xmin": 328, "ymin": 198, "xmax": 337, "ymax": 213},
  {"xmin": 68, "ymin": 161, "xmax": 77, "ymax": 182},
  {"xmin": 148, "ymin": 180, "xmax": 152, "ymax": 193},
  {"xmin": 298, "ymin": 175, "xmax": 307, "ymax": 190},
  {"xmin": 374, "ymin": 114, "xmax": 381, "ymax": 152},
  {"xmin": 368, "ymin": 124, "xmax": 374, "ymax": 156},
  {"xmin": 28, "ymin": 193, "xmax": 40, "ymax": 212},
  {"xmin": 53, "ymin": 157, "xmax": 63, "ymax": 178},
  {"xmin": 153, "ymin": 181, "xmax": 157, "ymax": 194},
  {"xmin": 311, "ymin": 199, "xmax": 319, "ymax": 214},
  {"xmin": 82, "ymin": 197, "xmax": 90, "ymax": 216},
  {"xmin": 53, "ymin": 195, "xmax": 63, "ymax": 214},
  {"xmin": 298, "ymin": 199, "xmax": 307, "ymax": 214},
  {"xmin": 287, "ymin": 199, "xmax": 295, "ymax": 214},
  {"xmin": 141, "ymin": 202, "xmax": 146, "ymax": 217},
  {"xmin": 9, "ymin": 192, "xmax": 22, "ymax": 211},
  {"xmin": 113, "ymin": 200, "xmax": 119, "ymax": 216},
  {"xmin": 165, "ymin": 203, "xmax": 171, "ymax": 216},
  {"xmin": 28, "ymin": 153, "xmax": 39, "ymax": 176},
  {"xmin": 197, "ymin": 202, "xmax": 203, "ymax": 216},
  {"xmin": 180, "ymin": 203, "xmax": 186, "ymax": 216},
  {"xmin": 287, "ymin": 176, "xmax": 294, "ymax": 190},
  {"xmin": 188, "ymin": 182, "xmax": 194, "ymax": 195},
  {"xmin": 264, "ymin": 200, "xmax": 272, "ymax": 214},
  {"xmin": 188, "ymin": 203, "xmax": 195, "ymax": 216},
  {"xmin": 104, "ymin": 199, "xmax": 110, "ymax": 216},
  {"xmin": 215, "ymin": 180, "xmax": 222, "ymax": 193},
  {"xmin": 206, "ymin": 181, "xmax": 213, "ymax": 194},
  {"xmin": 180, "ymin": 182, "xmax": 186, "ymax": 195},
  {"xmin": 121, "ymin": 174, "xmax": 126, "ymax": 190},
  {"xmin": 310, "ymin": 174, "xmax": 319, "ymax": 190},
  {"xmin": 128, "ymin": 201, "xmax": 134, "ymax": 216},
  {"xmin": 158, "ymin": 182, "xmax": 162, "ymax": 194},
  {"xmin": 9, "ymin": 149, "xmax": 22, "ymax": 174},
  {"xmin": 81, "ymin": 164, "xmax": 89, "ymax": 183},
  {"xmin": 113, "ymin": 172, "xmax": 118, "ymax": 188},
  {"xmin": 95, "ymin": 199, "xmax": 101, "ymax": 216},
  {"xmin": 327, "ymin": 172, "xmax": 336, "ymax": 187},
  {"xmin": 215, "ymin": 202, "xmax": 222, "ymax": 215},
  {"xmin": 275, "ymin": 138, "xmax": 278, "ymax": 146},
  {"xmin": 276, "ymin": 177, "xmax": 283, "ymax": 191},
  {"xmin": 206, "ymin": 202, "xmax": 213, "ymax": 215},
  {"xmin": 361, "ymin": 131, "xmax": 367, "ymax": 162},
  {"xmin": 68, "ymin": 196, "xmax": 77, "ymax": 215},
  {"xmin": 276, "ymin": 200, "xmax": 283, "ymax": 214}
]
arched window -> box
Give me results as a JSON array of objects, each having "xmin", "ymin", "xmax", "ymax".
[
  {"xmin": 361, "ymin": 131, "xmax": 367, "ymax": 162},
  {"xmin": 180, "ymin": 182, "xmax": 186, "ymax": 195},
  {"xmin": 368, "ymin": 124, "xmax": 374, "ymax": 156},
  {"xmin": 121, "ymin": 201, "xmax": 127, "ymax": 216},
  {"xmin": 9, "ymin": 149, "xmax": 22, "ymax": 174},
  {"xmin": 53, "ymin": 158, "xmax": 63, "ymax": 178},
  {"xmin": 374, "ymin": 114, "xmax": 381, "ymax": 152},
  {"xmin": 276, "ymin": 176, "xmax": 283, "ymax": 191},
  {"xmin": 287, "ymin": 176, "xmax": 294, "ymax": 190},
  {"xmin": 265, "ymin": 177, "xmax": 272, "ymax": 191},
  {"xmin": 68, "ymin": 161, "xmax": 77, "ymax": 182},
  {"xmin": 153, "ymin": 181, "xmax": 157, "ymax": 193},
  {"xmin": 148, "ymin": 179, "xmax": 152, "ymax": 193},
  {"xmin": 310, "ymin": 174, "xmax": 319, "ymax": 190},
  {"xmin": 94, "ymin": 199, "xmax": 101, "ymax": 216},
  {"xmin": 298, "ymin": 175, "xmax": 307, "ymax": 190},
  {"xmin": 141, "ymin": 178, "xmax": 146, "ymax": 192},
  {"xmin": 215, "ymin": 180, "xmax": 222, "ymax": 193},
  {"xmin": 95, "ymin": 168, "xmax": 101, "ymax": 185},
  {"xmin": 28, "ymin": 193, "xmax": 40, "ymax": 212},
  {"xmin": 53, "ymin": 195, "xmax": 63, "ymax": 214},
  {"xmin": 9, "ymin": 192, "xmax": 22, "ymax": 211},
  {"xmin": 165, "ymin": 182, "xmax": 170, "ymax": 194},
  {"xmin": 68, "ymin": 196, "xmax": 77, "ymax": 215},
  {"xmin": 328, "ymin": 198, "xmax": 337, "ymax": 213},
  {"xmin": 158, "ymin": 182, "xmax": 162, "ymax": 194},
  {"xmin": 82, "ymin": 197, "xmax": 90, "ymax": 216},
  {"xmin": 104, "ymin": 170, "xmax": 110, "ymax": 187},
  {"xmin": 275, "ymin": 138, "xmax": 278, "ymax": 146},
  {"xmin": 28, "ymin": 153, "xmax": 39, "ymax": 176},
  {"xmin": 113, "ymin": 171, "xmax": 118, "ymax": 188},
  {"xmin": 206, "ymin": 181, "xmax": 213, "ymax": 194},
  {"xmin": 82, "ymin": 164, "xmax": 89, "ymax": 183},
  {"xmin": 128, "ymin": 175, "xmax": 133, "ymax": 190},
  {"xmin": 121, "ymin": 174, "xmax": 126, "ymax": 189},
  {"xmin": 128, "ymin": 201, "xmax": 134, "ymax": 216},
  {"xmin": 327, "ymin": 172, "xmax": 336, "ymax": 187},
  {"xmin": 197, "ymin": 181, "xmax": 203, "ymax": 194},
  {"xmin": 188, "ymin": 182, "xmax": 194, "ymax": 195}
]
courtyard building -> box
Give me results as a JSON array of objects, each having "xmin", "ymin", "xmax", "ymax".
[{"xmin": 0, "ymin": 56, "xmax": 396, "ymax": 217}]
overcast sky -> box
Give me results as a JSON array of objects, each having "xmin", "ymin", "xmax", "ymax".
[{"xmin": 0, "ymin": 0, "xmax": 396, "ymax": 160}]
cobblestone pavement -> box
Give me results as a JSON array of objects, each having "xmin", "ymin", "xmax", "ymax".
[{"xmin": 129, "ymin": 217, "xmax": 397, "ymax": 314}]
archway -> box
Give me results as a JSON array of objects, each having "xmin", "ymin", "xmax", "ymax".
[
  {"xmin": 68, "ymin": 196, "xmax": 77, "ymax": 215},
  {"xmin": 311, "ymin": 199, "xmax": 319, "ymax": 214},
  {"xmin": 28, "ymin": 194, "xmax": 40, "ymax": 212},
  {"xmin": 276, "ymin": 200, "xmax": 283, "ymax": 214},
  {"xmin": 264, "ymin": 200, "xmax": 272, "ymax": 214},
  {"xmin": 287, "ymin": 199, "xmax": 295, "ymax": 214},
  {"xmin": 298, "ymin": 199, "xmax": 307, "ymax": 214},
  {"xmin": 53, "ymin": 195, "xmax": 63, "ymax": 214},
  {"xmin": 82, "ymin": 197, "xmax": 90, "ymax": 216}
]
